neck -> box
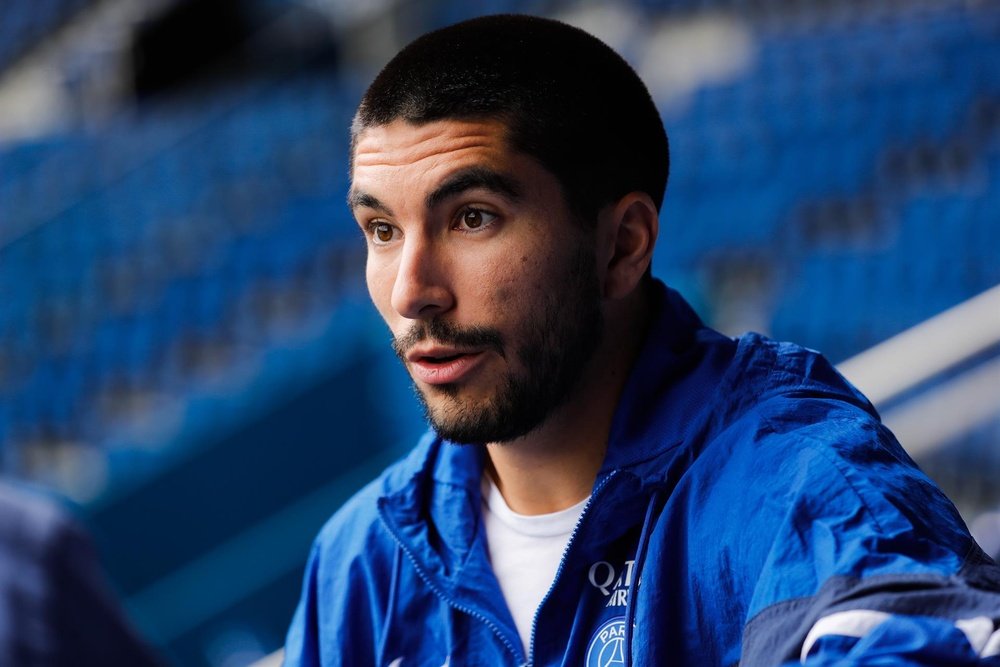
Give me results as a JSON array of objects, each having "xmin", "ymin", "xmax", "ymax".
[{"xmin": 485, "ymin": 290, "xmax": 652, "ymax": 515}]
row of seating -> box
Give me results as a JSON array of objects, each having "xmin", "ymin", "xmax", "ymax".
[
  {"xmin": 0, "ymin": 76, "xmax": 363, "ymax": 486},
  {"xmin": 654, "ymin": 0, "xmax": 999, "ymax": 364}
]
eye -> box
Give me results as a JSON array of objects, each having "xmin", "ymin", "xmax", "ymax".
[
  {"xmin": 367, "ymin": 221, "xmax": 398, "ymax": 245},
  {"xmin": 454, "ymin": 207, "xmax": 498, "ymax": 232}
]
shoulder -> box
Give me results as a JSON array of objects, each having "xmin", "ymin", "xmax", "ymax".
[
  {"xmin": 710, "ymin": 341, "xmax": 968, "ymax": 548},
  {"xmin": 693, "ymin": 334, "xmax": 973, "ymax": 573},
  {"xmin": 707, "ymin": 332, "xmax": 889, "ymax": 459},
  {"xmin": 0, "ymin": 482, "xmax": 70, "ymax": 535},
  {"xmin": 730, "ymin": 333, "xmax": 873, "ymax": 410},
  {"xmin": 284, "ymin": 433, "xmax": 440, "ymax": 664},
  {"xmin": 723, "ymin": 335, "xmax": 958, "ymax": 528},
  {"xmin": 306, "ymin": 430, "xmax": 438, "ymax": 572},
  {"xmin": 0, "ymin": 482, "xmax": 85, "ymax": 571},
  {"xmin": 700, "ymin": 333, "xmax": 887, "ymax": 479},
  {"xmin": 314, "ymin": 443, "xmax": 423, "ymax": 548}
]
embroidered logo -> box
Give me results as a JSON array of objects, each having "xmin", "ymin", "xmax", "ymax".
[{"xmin": 585, "ymin": 617, "xmax": 627, "ymax": 667}]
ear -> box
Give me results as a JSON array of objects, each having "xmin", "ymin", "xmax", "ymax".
[{"xmin": 598, "ymin": 192, "xmax": 659, "ymax": 300}]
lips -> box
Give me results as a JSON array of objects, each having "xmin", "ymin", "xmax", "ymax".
[{"xmin": 406, "ymin": 347, "xmax": 487, "ymax": 385}]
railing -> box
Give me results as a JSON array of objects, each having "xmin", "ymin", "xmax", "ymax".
[{"xmin": 838, "ymin": 283, "xmax": 1000, "ymax": 458}]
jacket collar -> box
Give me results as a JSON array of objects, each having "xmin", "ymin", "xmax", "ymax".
[{"xmin": 599, "ymin": 279, "xmax": 731, "ymax": 476}]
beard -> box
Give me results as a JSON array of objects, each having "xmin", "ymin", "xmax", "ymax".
[{"xmin": 391, "ymin": 244, "xmax": 604, "ymax": 445}]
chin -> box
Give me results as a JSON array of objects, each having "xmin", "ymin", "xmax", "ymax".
[{"xmin": 424, "ymin": 397, "xmax": 549, "ymax": 446}]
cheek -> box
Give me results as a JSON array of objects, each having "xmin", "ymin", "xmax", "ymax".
[
  {"xmin": 486, "ymin": 250, "xmax": 552, "ymax": 311},
  {"xmin": 365, "ymin": 257, "xmax": 395, "ymax": 322}
]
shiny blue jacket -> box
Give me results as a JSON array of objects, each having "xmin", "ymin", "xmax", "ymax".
[{"xmin": 285, "ymin": 283, "xmax": 1000, "ymax": 666}]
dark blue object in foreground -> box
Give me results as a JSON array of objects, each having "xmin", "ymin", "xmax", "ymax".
[{"xmin": 0, "ymin": 482, "xmax": 162, "ymax": 666}]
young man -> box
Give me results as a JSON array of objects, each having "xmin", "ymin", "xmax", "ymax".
[{"xmin": 284, "ymin": 14, "xmax": 1000, "ymax": 666}]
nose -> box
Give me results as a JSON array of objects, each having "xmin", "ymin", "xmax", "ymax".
[{"xmin": 390, "ymin": 235, "xmax": 455, "ymax": 320}]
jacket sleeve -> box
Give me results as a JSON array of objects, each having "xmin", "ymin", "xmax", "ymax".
[
  {"xmin": 283, "ymin": 490, "xmax": 394, "ymax": 667},
  {"xmin": 283, "ymin": 541, "xmax": 324, "ymax": 667},
  {"xmin": 737, "ymin": 408, "xmax": 1000, "ymax": 666},
  {"xmin": 795, "ymin": 605, "xmax": 1000, "ymax": 665},
  {"xmin": 746, "ymin": 537, "xmax": 1000, "ymax": 666}
]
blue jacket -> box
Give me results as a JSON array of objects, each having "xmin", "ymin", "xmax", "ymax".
[{"xmin": 285, "ymin": 283, "xmax": 1000, "ymax": 666}]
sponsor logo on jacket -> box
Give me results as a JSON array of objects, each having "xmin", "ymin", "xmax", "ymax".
[{"xmin": 588, "ymin": 560, "xmax": 636, "ymax": 607}]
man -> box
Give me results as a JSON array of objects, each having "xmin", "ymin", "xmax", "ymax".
[{"xmin": 284, "ymin": 14, "xmax": 1000, "ymax": 666}]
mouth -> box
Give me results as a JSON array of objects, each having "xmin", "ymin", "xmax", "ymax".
[
  {"xmin": 419, "ymin": 352, "xmax": 464, "ymax": 364},
  {"xmin": 407, "ymin": 348, "xmax": 487, "ymax": 385}
]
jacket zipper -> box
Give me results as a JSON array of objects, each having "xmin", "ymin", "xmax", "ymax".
[
  {"xmin": 526, "ymin": 469, "xmax": 621, "ymax": 667},
  {"xmin": 378, "ymin": 507, "xmax": 526, "ymax": 666}
]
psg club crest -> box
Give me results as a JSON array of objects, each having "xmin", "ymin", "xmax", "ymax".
[{"xmin": 586, "ymin": 617, "xmax": 627, "ymax": 667}]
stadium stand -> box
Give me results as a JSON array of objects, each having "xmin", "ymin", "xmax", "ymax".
[{"xmin": 1, "ymin": 0, "xmax": 998, "ymax": 664}]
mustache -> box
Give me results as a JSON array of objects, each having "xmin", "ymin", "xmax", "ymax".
[{"xmin": 392, "ymin": 319, "xmax": 505, "ymax": 360}]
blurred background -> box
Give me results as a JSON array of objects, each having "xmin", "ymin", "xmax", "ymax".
[{"xmin": 0, "ymin": 0, "xmax": 997, "ymax": 664}]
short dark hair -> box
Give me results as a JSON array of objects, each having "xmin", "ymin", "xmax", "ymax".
[{"xmin": 351, "ymin": 14, "xmax": 670, "ymax": 223}]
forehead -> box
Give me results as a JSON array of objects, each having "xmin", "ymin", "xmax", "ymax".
[{"xmin": 351, "ymin": 118, "xmax": 513, "ymax": 191}]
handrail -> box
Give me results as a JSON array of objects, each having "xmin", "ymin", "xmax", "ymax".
[
  {"xmin": 837, "ymin": 283, "xmax": 1000, "ymax": 407},
  {"xmin": 249, "ymin": 649, "xmax": 283, "ymax": 667},
  {"xmin": 879, "ymin": 355, "xmax": 1000, "ymax": 458}
]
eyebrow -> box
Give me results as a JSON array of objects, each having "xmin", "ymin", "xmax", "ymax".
[
  {"xmin": 424, "ymin": 166, "xmax": 523, "ymax": 210},
  {"xmin": 347, "ymin": 190, "xmax": 393, "ymax": 216},
  {"xmin": 348, "ymin": 166, "xmax": 523, "ymax": 216}
]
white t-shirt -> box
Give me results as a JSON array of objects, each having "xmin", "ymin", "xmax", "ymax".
[{"xmin": 481, "ymin": 477, "xmax": 589, "ymax": 654}]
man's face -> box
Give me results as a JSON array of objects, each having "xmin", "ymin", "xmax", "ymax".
[{"xmin": 350, "ymin": 118, "xmax": 604, "ymax": 444}]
